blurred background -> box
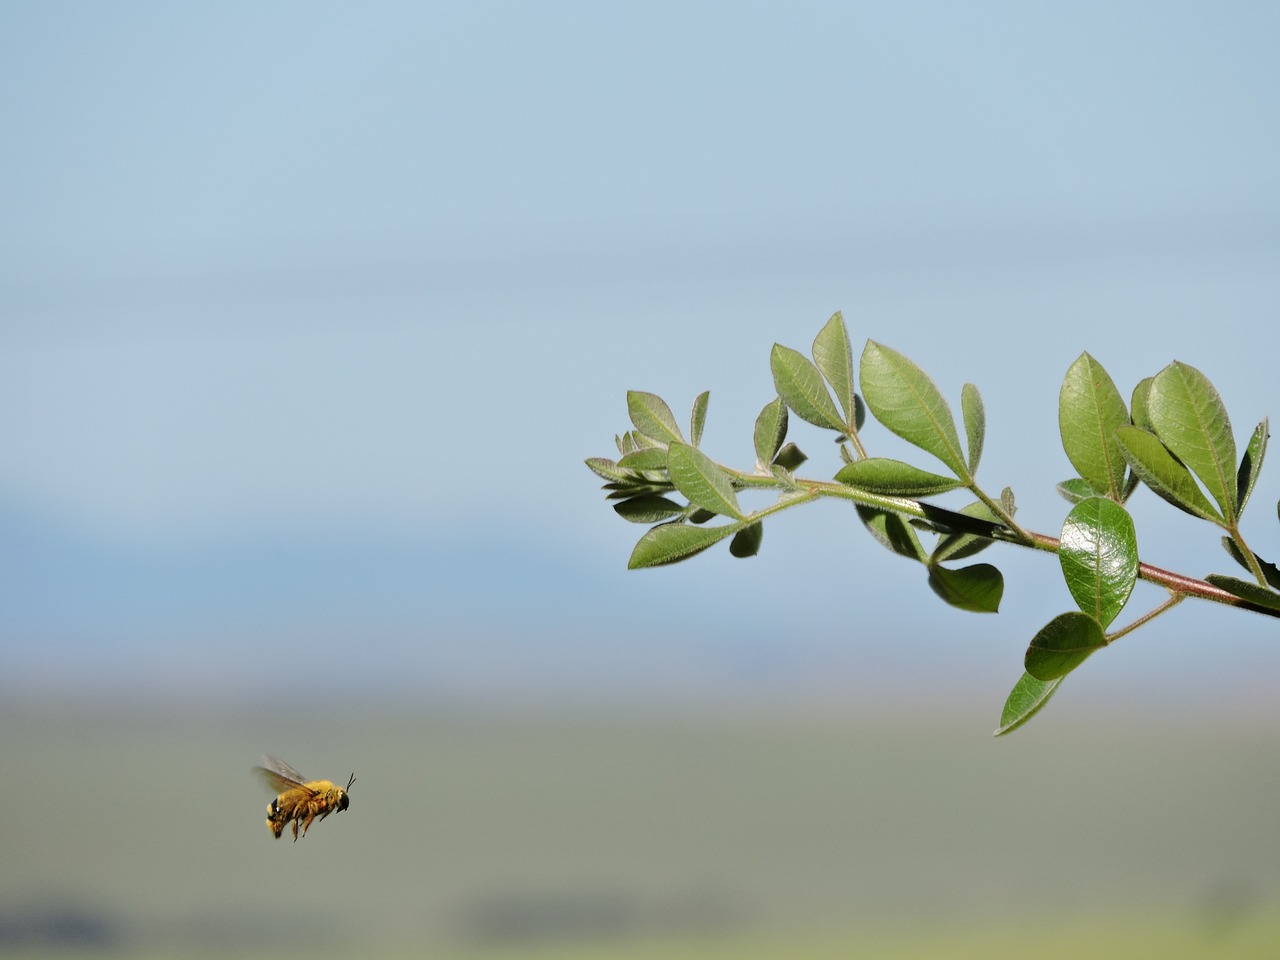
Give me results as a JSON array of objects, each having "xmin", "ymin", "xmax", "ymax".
[{"xmin": 2, "ymin": 2, "xmax": 1278, "ymax": 957}]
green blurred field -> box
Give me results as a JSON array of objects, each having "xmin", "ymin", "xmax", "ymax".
[{"xmin": 3, "ymin": 699, "xmax": 1278, "ymax": 957}]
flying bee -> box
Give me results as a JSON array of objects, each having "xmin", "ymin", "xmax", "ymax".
[{"xmin": 253, "ymin": 755, "xmax": 355, "ymax": 841}]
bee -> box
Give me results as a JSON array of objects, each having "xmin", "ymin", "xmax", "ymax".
[{"xmin": 253, "ymin": 755, "xmax": 355, "ymax": 841}]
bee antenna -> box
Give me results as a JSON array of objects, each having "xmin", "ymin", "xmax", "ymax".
[{"xmin": 346, "ymin": 772, "xmax": 356, "ymax": 791}]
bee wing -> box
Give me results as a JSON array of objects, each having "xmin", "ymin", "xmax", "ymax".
[{"xmin": 253, "ymin": 755, "xmax": 313, "ymax": 794}]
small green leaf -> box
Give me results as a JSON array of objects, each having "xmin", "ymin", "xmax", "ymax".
[
  {"xmin": 667, "ymin": 442, "xmax": 744, "ymax": 520},
  {"xmin": 1130, "ymin": 377, "xmax": 1155, "ymax": 431},
  {"xmin": 1000, "ymin": 487, "xmax": 1016, "ymax": 516},
  {"xmin": 729, "ymin": 521, "xmax": 764, "ymax": 558},
  {"xmin": 1058, "ymin": 352, "xmax": 1130, "ymax": 500},
  {"xmin": 1058, "ymin": 497, "xmax": 1138, "ymax": 628},
  {"xmin": 812, "ymin": 311, "xmax": 857, "ymax": 428},
  {"xmin": 1148, "ymin": 361, "xmax": 1237, "ymax": 522},
  {"xmin": 773, "ymin": 442, "xmax": 807, "ymax": 472},
  {"xmin": 1025, "ymin": 611, "xmax": 1106, "ymax": 681},
  {"xmin": 1055, "ymin": 478, "xmax": 1094, "ymax": 504},
  {"xmin": 628, "ymin": 521, "xmax": 742, "ymax": 568},
  {"xmin": 994, "ymin": 672, "xmax": 1065, "ymax": 736},
  {"xmin": 1237, "ymin": 418, "xmax": 1268, "ymax": 513},
  {"xmin": 1221, "ymin": 539, "xmax": 1280, "ymax": 590},
  {"xmin": 753, "ymin": 397, "xmax": 789, "ymax": 469},
  {"xmin": 616, "ymin": 448, "xmax": 669, "ymax": 472},
  {"xmin": 931, "ymin": 502, "xmax": 1001, "ymax": 564},
  {"xmin": 690, "ymin": 391, "xmax": 710, "ymax": 449},
  {"xmin": 1115, "ymin": 425, "xmax": 1223, "ymax": 522},
  {"xmin": 961, "ymin": 383, "xmax": 985, "ymax": 475},
  {"xmin": 612, "ymin": 495, "xmax": 686, "ymax": 524},
  {"xmin": 860, "ymin": 341, "xmax": 968, "ymax": 479},
  {"xmin": 856, "ymin": 505, "xmax": 927, "ymax": 562},
  {"xmin": 1204, "ymin": 574, "xmax": 1280, "ymax": 611},
  {"xmin": 586, "ymin": 457, "xmax": 629, "ymax": 483},
  {"xmin": 835, "ymin": 458, "xmax": 964, "ymax": 496},
  {"xmin": 770, "ymin": 344, "xmax": 845, "ymax": 432},
  {"xmin": 927, "ymin": 563, "xmax": 1003, "ymax": 613},
  {"xmin": 627, "ymin": 391, "xmax": 684, "ymax": 446}
]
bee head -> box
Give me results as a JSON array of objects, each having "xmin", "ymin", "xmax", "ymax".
[{"xmin": 338, "ymin": 772, "xmax": 356, "ymax": 812}]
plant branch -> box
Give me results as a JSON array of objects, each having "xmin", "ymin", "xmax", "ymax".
[
  {"xmin": 738, "ymin": 473, "xmax": 1280, "ymax": 620},
  {"xmin": 1104, "ymin": 592, "xmax": 1187, "ymax": 643}
]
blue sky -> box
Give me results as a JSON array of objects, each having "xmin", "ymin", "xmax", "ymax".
[{"xmin": 2, "ymin": 2, "xmax": 1278, "ymax": 715}]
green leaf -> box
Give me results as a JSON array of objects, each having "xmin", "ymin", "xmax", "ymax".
[
  {"xmin": 1058, "ymin": 352, "xmax": 1130, "ymax": 500},
  {"xmin": 961, "ymin": 383, "xmax": 985, "ymax": 475},
  {"xmin": 586, "ymin": 457, "xmax": 629, "ymax": 483},
  {"xmin": 860, "ymin": 341, "xmax": 968, "ymax": 479},
  {"xmin": 1148, "ymin": 361, "xmax": 1237, "ymax": 522},
  {"xmin": 812, "ymin": 311, "xmax": 857, "ymax": 428},
  {"xmin": 690, "ymin": 391, "xmax": 710, "ymax": 449},
  {"xmin": 1130, "ymin": 377, "xmax": 1155, "ymax": 431},
  {"xmin": 1056, "ymin": 477, "xmax": 1094, "ymax": 504},
  {"xmin": 729, "ymin": 521, "xmax": 764, "ymax": 558},
  {"xmin": 770, "ymin": 344, "xmax": 845, "ymax": 432},
  {"xmin": 773, "ymin": 442, "xmax": 807, "ymax": 472},
  {"xmin": 994, "ymin": 672, "xmax": 1065, "ymax": 736},
  {"xmin": 1058, "ymin": 497, "xmax": 1138, "ymax": 628},
  {"xmin": 612, "ymin": 495, "xmax": 686, "ymax": 524},
  {"xmin": 628, "ymin": 521, "xmax": 742, "ymax": 568},
  {"xmin": 1000, "ymin": 487, "xmax": 1016, "ymax": 516},
  {"xmin": 931, "ymin": 502, "xmax": 1001, "ymax": 564},
  {"xmin": 627, "ymin": 391, "xmax": 684, "ymax": 446},
  {"xmin": 616, "ymin": 448, "xmax": 669, "ymax": 472},
  {"xmin": 1237, "ymin": 418, "xmax": 1268, "ymax": 513},
  {"xmin": 1025, "ymin": 611, "xmax": 1106, "ymax": 681},
  {"xmin": 835, "ymin": 458, "xmax": 964, "ymax": 496},
  {"xmin": 1115, "ymin": 425, "xmax": 1223, "ymax": 522},
  {"xmin": 1204, "ymin": 574, "xmax": 1280, "ymax": 611},
  {"xmin": 856, "ymin": 505, "xmax": 927, "ymax": 562},
  {"xmin": 927, "ymin": 563, "xmax": 1003, "ymax": 613},
  {"xmin": 1221, "ymin": 539, "xmax": 1280, "ymax": 590},
  {"xmin": 667, "ymin": 442, "xmax": 744, "ymax": 520},
  {"xmin": 753, "ymin": 397, "xmax": 789, "ymax": 469}
]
